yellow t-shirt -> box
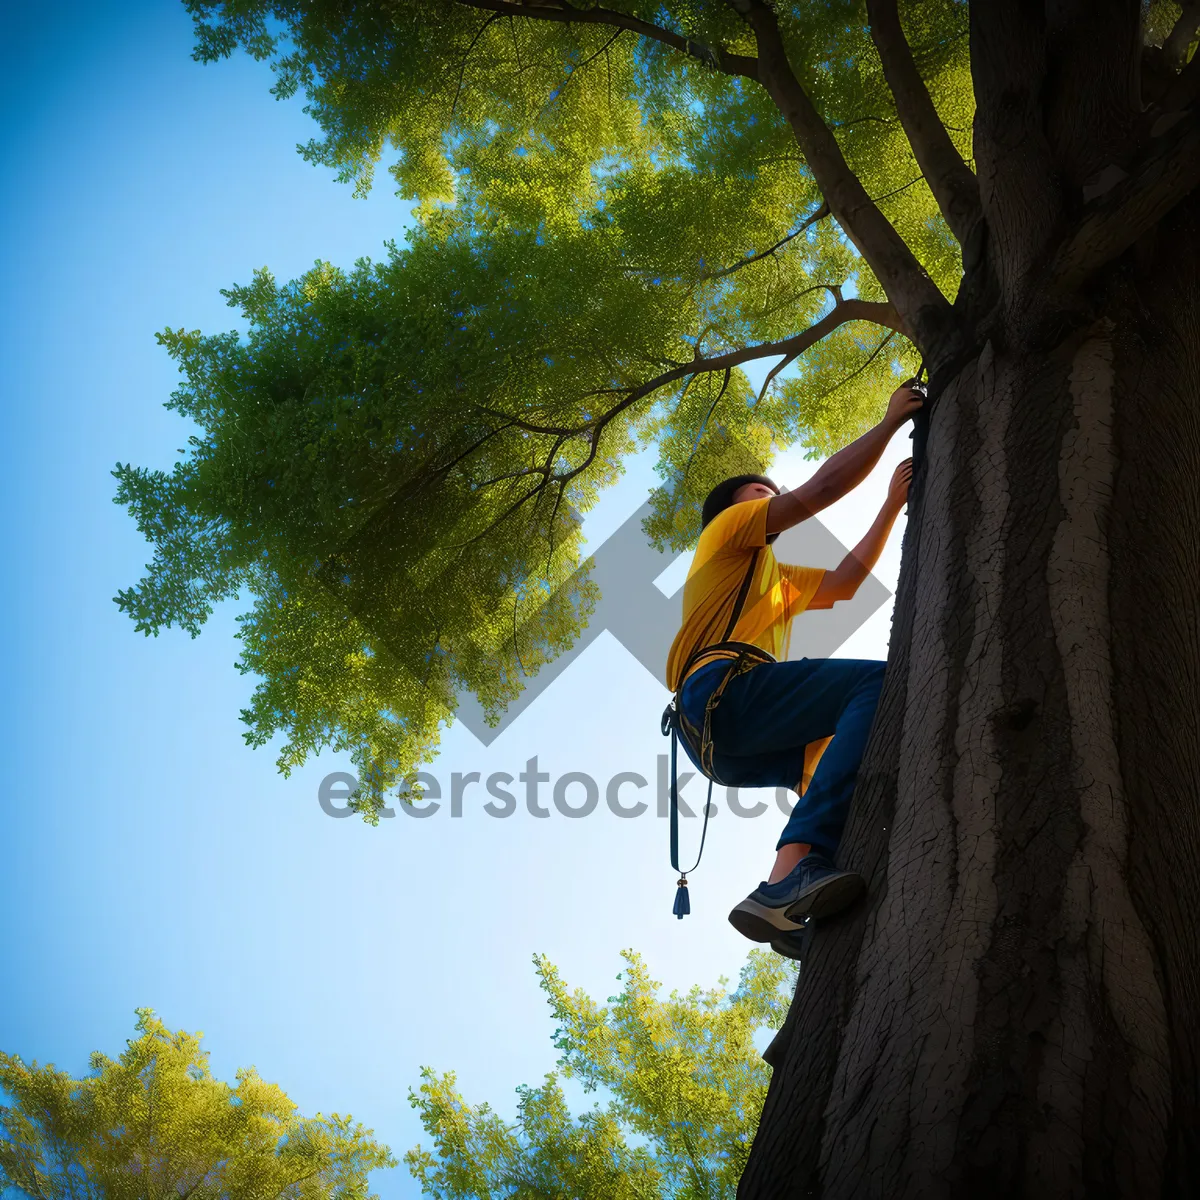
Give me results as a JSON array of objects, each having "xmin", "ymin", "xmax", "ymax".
[
  {"xmin": 665, "ymin": 496, "xmax": 827, "ymax": 692},
  {"xmin": 664, "ymin": 496, "xmax": 832, "ymax": 793}
]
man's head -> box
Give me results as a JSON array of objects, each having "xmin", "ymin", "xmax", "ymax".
[{"xmin": 700, "ymin": 473, "xmax": 781, "ymax": 542}]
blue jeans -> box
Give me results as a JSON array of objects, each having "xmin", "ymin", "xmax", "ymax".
[{"xmin": 679, "ymin": 657, "xmax": 886, "ymax": 858}]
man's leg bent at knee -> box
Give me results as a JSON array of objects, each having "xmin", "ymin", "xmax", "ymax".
[
  {"xmin": 775, "ymin": 659, "xmax": 885, "ymax": 861},
  {"xmin": 720, "ymin": 659, "xmax": 886, "ymax": 949},
  {"xmin": 716, "ymin": 658, "xmax": 885, "ymax": 879}
]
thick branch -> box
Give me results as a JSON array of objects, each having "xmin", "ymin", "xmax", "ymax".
[
  {"xmin": 453, "ymin": 0, "xmax": 759, "ymax": 79},
  {"xmin": 969, "ymin": 2, "xmax": 1062, "ymax": 288},
  {"xmin": 725, "ymin": 0, "xmax": 953, "ymax": 353},
  {"xmin": 1049, "ymin": 106, "xmax": 1200, "ymax": 292},
  {"xmin": 452, "ymin": 299, "xmax": 901, "ymax": 544},
  {"xmin": 483, "ymin": 299, "xmax": 901, "ymax": 441},
  {"xmin": 456, "ymin": 0, "xmax": 948, "ymax": 351},
  {"xmin": 1164, "ymin": 2, "xmax": 1200, "ymax": 71},
  {"xmin": 1162, "ymin": 44, "xmax": 1200, "ymax": 112},
  {"xmin": 865, "ymin": 0, "xmax": 981, "ymax": 244},
  {"xmin": 575, "ymin": 297, "xmax": 904, "ymax": 432}
]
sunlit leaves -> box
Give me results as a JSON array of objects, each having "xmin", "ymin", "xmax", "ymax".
[
  {"xmin": 0, "ymin": 1010, "xmax": 395, "ymax": 1198},
  {"xmin": 404, "ymin": 950, "xmax": 795, "ymax": 1199},
  {"xmin": 117, "ymin": 1, "xmax": 973, "ymax": 811}
]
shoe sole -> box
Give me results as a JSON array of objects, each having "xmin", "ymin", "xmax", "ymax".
[
  {"xmin": 728, "ymin": 872, "xmax": 867, "ymax": 943},
  {"xmin": 727, "ymin": 898, "xmax": 807, "ymax": 943},
  {"xmin": 785, "ymin": 871, "xmax": 866, "ymax": 921}
]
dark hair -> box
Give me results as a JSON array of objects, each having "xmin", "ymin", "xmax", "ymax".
[{"xmin": 700, "ymin": 473, "xmax": 779, "ymax": 532}]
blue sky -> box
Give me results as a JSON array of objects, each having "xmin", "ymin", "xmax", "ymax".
[{"xmin": 0, "ymin": 4, "xmax": 913, "ymax": 1193}]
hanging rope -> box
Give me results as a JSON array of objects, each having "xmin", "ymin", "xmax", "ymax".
[{"xmin": 660, "ymin": 550, "xmax": 771, "ymax": 918}]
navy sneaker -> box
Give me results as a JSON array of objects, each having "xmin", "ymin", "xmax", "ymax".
[{"xmin": 727, "ymin": 852, "xmax": 865, "ymax": 943}]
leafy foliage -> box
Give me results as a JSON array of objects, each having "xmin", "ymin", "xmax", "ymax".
[
  {"xmin": 0, "ymin": 1009, "xmax": 395, "ymax": 1199},
  {"xmin": 405, "ymin": 949, "xmax": 796, "ymax": 1199},
  {"xmin": 114, "ymin": 1, "xmax": 970, "ymax": 812}
]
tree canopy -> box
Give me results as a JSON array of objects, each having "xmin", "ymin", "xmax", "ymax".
[
  {"xmin": 0, "ymin": 1009, "xmax": 395, "ymax": 1199},
  {"xmin": 112, "ymin": 0, "xmax": 1195, "ymax": 815},
  {"xmin": 405, "ymin": 949, "xmax": 795, "ymax": 1198}
]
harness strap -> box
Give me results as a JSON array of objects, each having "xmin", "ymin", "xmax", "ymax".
[
  {"xmin": 673, "ymin": 544, "xmax": 762, "ymax": 689},
  {"xmin": 725, "ymin": 548, "xmax": 760, "ymax": 642},
  {"xmin": 663, "ymin": 709, "xmax": 713, "ymax": 919},
  {"xmin": 662, "ymin": 548, "xmax": 774, "ymax": 918}
]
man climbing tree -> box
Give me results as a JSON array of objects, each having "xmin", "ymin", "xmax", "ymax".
[
  {"xmin": 118, "ymin": 1, "xmax": 1199, "ymax": 1194},
  {"xmin": 665, "ymin": 384, "xmax": 922, "ymax": 957}
]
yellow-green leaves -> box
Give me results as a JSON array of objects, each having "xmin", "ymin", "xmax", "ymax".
[
  {"xmin": 120, "ymin": 2, "xmax": 974, "ymax": 809},
  {"xmin": 406, "ymin": 950, "xmax": 795, "ymax": 1199},
  {"xmin": 0, "ymin": 1009, "xmax": 395, "ymax": 1199}
]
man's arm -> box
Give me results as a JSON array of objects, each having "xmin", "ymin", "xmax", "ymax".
[
  {"xmin": 764, "ymin": 384, "xmax": 923, "ymax": 536},
  {"xmin": 808, "ymin": 459, "xmax": 911, "ymax": 608}
]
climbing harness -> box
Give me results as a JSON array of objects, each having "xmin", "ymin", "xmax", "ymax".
[
  {"xmin": 660, "ymin": 548, "xmax": 775, "ymax": 918},
  {"xmin": 659, "ymin": 374, "xmax": 935, "ymax": 920}
]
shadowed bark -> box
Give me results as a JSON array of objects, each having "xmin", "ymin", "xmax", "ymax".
[
  {"xmin": 177, "ymin": 3, "xmax": 1200, "ymax": 1189},
  {"xmin": 738, "ymin": 166, "xmax": 1200, "ymax": 1200},
  {"xmin": 736, "ymin": 3, "xmax": 1200, "ymax": 1190}
]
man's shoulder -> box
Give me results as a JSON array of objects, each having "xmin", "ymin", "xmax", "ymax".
[{"xmin": 698, "ymin": 496, "xmax": 770, "ymax": 552}]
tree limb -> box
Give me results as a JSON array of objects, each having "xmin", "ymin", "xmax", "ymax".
[
  {"xmin": 450, "ymin": 13, "xmax": 503, "ymax": 123},
  {"xmin": 450, "ymin": 299, "xmax": 902, "ymax": 545},
  {"xmin": 969, "ymin": 2, "xmax": 1063, "ymax": 287},
  {"xmin": 1161, "ymin": 42, "xmax": 1200, "ymax": 111},
  {"xmin": 453, "ymin": 0, "xmax": 759, "ymax": 80},
  {"xmin": 479, "ymin": 297, "xmax": 899, "ymax": 441},
  {"xmin": 865, "ymin": 0, "xmax": 981, "ymax": 245},
  {"xmin": 1164, "ymin": 2, "xmax": 1200, "ymax": 70},
  {"xmin": 1049, "ymin": 105, "xmax": 1200, "ymax": 292},
  {"xmin": 756, "ymin": 349, "xmax": 799, "ymax": 405},
  {"xmin": 550, "ymin": 296, "xmax": 905, "ymax": 440},
  {"xmin": 680, "ymin": 367, "xmax": 732, "ymax": 481},
  {"xmin": 699, "ymin": 202, "xmax": 830, "ymax": 281},
  {"xmin": 451, "ymin": 0, "xmax": 948, "ymax": 352},
  {"xmin": 724, "ymin": 0, "xmax": 953, "ymax": 352}
]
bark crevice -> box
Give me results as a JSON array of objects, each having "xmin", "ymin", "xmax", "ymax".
[{"xmin": 742, "ymin": 231, "xmax": 1200, "ymax": 1193}]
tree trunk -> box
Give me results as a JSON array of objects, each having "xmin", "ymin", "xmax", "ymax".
[{"xmin": 738, "ymin": 198, "xmax": 1200, "ymax": 1198}]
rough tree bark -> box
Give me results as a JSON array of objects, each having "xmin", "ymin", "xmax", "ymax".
[
  {"xmin": 420, "ymin": 1, "xmax": 1197, "ymax": 1190},
  {"xmin": 739, "ymin": 8, "xmax": 1200, "ymax": 1196}
]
